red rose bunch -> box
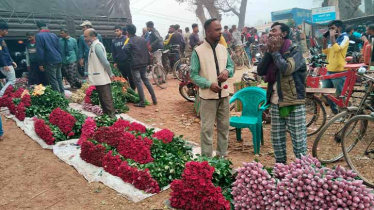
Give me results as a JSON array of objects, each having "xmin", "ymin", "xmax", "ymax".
[
  {"xmin": 14, "ymin": 87, "xmax": 25, "ymax": 98},
  {"xmin": 7, "ymin": 97, "xmax": 16, "ymax": 115},
  {"xmin": 117, "ymin": 135, "xmax": 153, "ymax": 164},
  {"xmin": 84, "ymin": 86, "xmax": 96, "ymax": 104},
  {"xmin": 15, "ymin": 102, "xmax": 26, "ymax": 121},
  {"xmin": 102, "ymin": 151, "xmax": 160, "ymax": 193},
  {"xmin": 34, "ymin": 118, "xmax": 55, "ymax": 145},
  {"xmin": 49, "ymin": 108, "xmax": 76, "ymax": 135},
  {"xmin": 21, "ymin": 93, "xmax": 31, "ymax": 107},
  {"xmin": 170, "ymin": 161, "xmax": 230, "ymax": 210},
  {"xmin": 77, "ymin": 117, "xmax": 97, "ymax": 145},
  {"xmin": 80, "ymin": 141, "xmax": 106, "ymax": 167},
  {"xmin": 94, "ymin": 126, "xmax": 135, "ymax": 147},
  {"xmin": 128, "ymin": 122, "xmax": 147, "ymax": 133},
  {"xmin": 112, "ymin": 118, "xmax": 131, "ymax": 130},
  {"xmin": 3, "ymin": 85, "xmax": 14, "ymax": 97},
  {"xmin": 152, "ymin": 129, "xmax": 174, "ymax": 144}
]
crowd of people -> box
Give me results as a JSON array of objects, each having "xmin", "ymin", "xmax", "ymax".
[{"xmin": 1, "ymin": 16, "xmax": 374, "ymax": 163}]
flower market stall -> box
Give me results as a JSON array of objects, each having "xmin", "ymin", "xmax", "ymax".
[{"xmin": 1, "ymin": 83, "xmax": 374, "ymax": 208}]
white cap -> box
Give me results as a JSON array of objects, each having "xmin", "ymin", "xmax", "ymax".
[{"xmin": 80, "ymin": 20, "xmax": 92, "ymax": 27}]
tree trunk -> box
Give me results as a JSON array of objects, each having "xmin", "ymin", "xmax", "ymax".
[
  {"xmin": 196, "ymin": 1, "xmax": 207, "ymax": 26},
  {"xmin": 203, "ymin": 0, "xmax": 222, "ymax": 21},
  {"xmin": 237, "ymin": 0, "xmax": 248, "ymax": 30}
]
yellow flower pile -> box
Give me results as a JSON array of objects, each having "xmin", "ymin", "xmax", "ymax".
[
  {"xmin": 70, "ymin": 83, "xmax": 90, "ymax": 103},
  {"xmin": 32, "ymin": 84, "xmax": 46, "ymax": 96}
]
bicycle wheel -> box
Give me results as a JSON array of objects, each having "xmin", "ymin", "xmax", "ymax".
[
  {"xmin": 152, "ymin": 65, "xmax": 167, "ymax": 89},
  {"xmin": 173, "ymin": 60, "xmax": 183, "ymax": 81},
  {"xmin": 341, "ymin": 115, "xmax": 374, "ymax": 187},
  {"xmin": 179, "ymin": 84, "xmax": 196, "ymax": 102},
  {"xmin": 305, "ymin": 96, "xmax": 327, "ymax": 137},
  {"xmin": 231, "ymin": 54, "xmax": 244, "ymax": 70},
  {"xmin": 312, "ymin": 109, "xmax": 358, "ymax": 164}
]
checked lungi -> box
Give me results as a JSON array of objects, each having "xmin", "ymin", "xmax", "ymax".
[
  {"xmin": 270, "ymin": 104, "xmax": 307, "ymax": 163},
  {"xmin": 62, "ymin": 62, "xmax": 80, "ymax": 88}
]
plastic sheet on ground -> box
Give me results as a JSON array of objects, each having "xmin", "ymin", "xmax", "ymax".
[{"xmin": 1, "ymin": 107, "xmax": 53, "ymax": 149}]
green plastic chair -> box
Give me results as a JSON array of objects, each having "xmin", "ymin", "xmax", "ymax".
[{"xmin": 230, "ymin": 87, "xmax": 269, "ymax": 154}]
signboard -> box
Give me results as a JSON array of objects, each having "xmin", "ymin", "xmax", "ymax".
[{"xmin": 312, "ymin": 6, "xmax": 336, "ymax": 23}]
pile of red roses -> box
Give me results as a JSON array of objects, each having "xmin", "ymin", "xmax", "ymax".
[
  {"xmin": 102, "ymin": 151, "xmax": 160, "ymax": 193},
  {"xmin": 117, "ymin": 135, "xmax": 154, "ymax": 164},
  {"xmin": 77, "ymin": 117, "xmax": 97, "ymax": 145},
  {"xmin": 170, "ymin": 161, "xmax": 230, "ymax": 210},
  {"xmin": 84, "ymin": 86, "xmax": 96, "ymax": 104},
  {"xmin": 21, "ymin": 93, "xmax": 31, "ymax": 107},
  {"xmin": 15, "ymin": 102, "xmax": 26, "ymax": 121},
  {"xmin": 0, "ymin": 85, "xmax": 15, "ymax": 113},
  {"xmin": 112, "ymin": 119, "xmax": 147, "ymax": 134},
  {"xmin": 152, "ymin": 129, "xmax": 174, "ymax": 144},
  {"xmin": 92, "ymin": 125, "xmax": 154, "ymax": 164},
  {"xmin": 34, "ymin": 118, "xmax": 55, "ymax": 145},
  {"xmin": 128, "ymin": 122, "xmax": 147, "ymax": 133},
  {"xmin": 14, "ymin": 87, "xmax": 25, "ymax": 98},
  {"xmin": 80, "ymin": 140, "xmax": 106, "ymax": 167},
  {"xmin": 0, "ymin": 86, "xmax": 32, "ymax": 120},
  {"xmin": 49, "ymin": 108, "xmax": 76, "ymax": 136}
]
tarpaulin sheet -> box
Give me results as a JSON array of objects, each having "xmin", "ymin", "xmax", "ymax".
[{"xmin": 0, "ymin": 0, "xmax": 130, "ymax": 19}]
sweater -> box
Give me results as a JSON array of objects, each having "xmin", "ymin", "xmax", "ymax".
[
  {"xmin": 111, "ymin": 35, "xmax": 129, "ymax": 63},
  {"xmin": 35, "ymin": 31, "xmax": 62, "ymax": 65},
  {"xmin": 26, "ymin": 42, "xmax": 38, "ymax": 66},
  {"xmin": 59, "ymin": 37, "xmax": 78, "ymax": 64},
  {"xmin": 0, "ymin": 37, "xmax": 13, "ymax": 67}
]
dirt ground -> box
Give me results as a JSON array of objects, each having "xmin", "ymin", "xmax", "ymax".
[{"xmin": 0, "ymin": 68, "xmax": 347, "ymax": 210}]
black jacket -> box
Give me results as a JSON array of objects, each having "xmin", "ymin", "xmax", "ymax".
[
  {"xmin": 148, "ymin": 28, "xmax": 164, "ymax": 52},
  {"xmin": 258, "ymin": 45, "xmax": 307, "ymax": 107},
  {"xmin": 124, "ymin": 35, "xmax": 150, "ymax": 69}
]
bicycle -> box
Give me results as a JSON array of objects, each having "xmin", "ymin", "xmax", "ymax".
[
  {"xmin": 148, "ymin": 49, "xmax": 167, "ymax": 89},
  {"xmin": 340, "ymin": 71, "xmax": 374, "ymax": 187},
  {"xmin": 162, "ymin": 44, "xmax": 181, "ymax": 80},
  {"xmin": 312, "ymin": 64, "xmax": 370, "ymax": 164},
  {"xmin": 174, "ymin": 55, "xmax": 190, "ymax": 81}
]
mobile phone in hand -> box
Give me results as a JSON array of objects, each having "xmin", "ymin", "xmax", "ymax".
[{"xmin": 323, "ymin": 31, "xmax": 330, "ymax": 38}]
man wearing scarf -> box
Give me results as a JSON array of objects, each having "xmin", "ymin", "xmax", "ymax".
[
  {"xmin": 322, "ymin": 20, "xmax": 349, "ymax": 117},
  {"xmin": 190, "ymin": 18, "xmax": 234, "ymax": 158},
  {"xmin": 59, "ymin": 29, "xmax": 81, "ymax": 89},
  {"xmin": 257, "ymin": 22, "xmax": 307, "ymax": 164}
]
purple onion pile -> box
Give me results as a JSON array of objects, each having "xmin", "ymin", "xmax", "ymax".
[
  {"xmin": 232, "ymin": 155, "xmax": 374, "ymax": 210},
  {"xmin": 83, "ymin": 103, "xmax": 103, "ymax": 116}
]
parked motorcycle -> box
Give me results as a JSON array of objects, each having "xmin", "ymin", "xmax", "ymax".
[{"xmin": 179, "ymin": 65, "xmax": 198, "ymax": 102}]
